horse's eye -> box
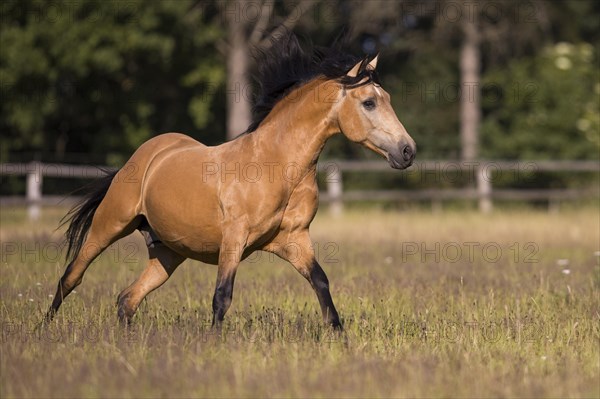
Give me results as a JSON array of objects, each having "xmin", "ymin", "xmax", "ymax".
[{"xmin": 362, "ymin": 99, "xmax": 376, "ymax": 110}]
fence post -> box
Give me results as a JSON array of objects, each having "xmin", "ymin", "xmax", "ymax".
[
  {"xmin": 327, "ymin": 166, "xmax": 343, "ymax": 216},
  {"xmin": 477, "ymin": 162, "xmax": 492, "ymax": 213},
  {"xmin": 26, "ymin": 161, "xmax": 42, "ymax": 221}
]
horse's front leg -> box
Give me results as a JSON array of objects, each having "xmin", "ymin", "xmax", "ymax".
[
  {"xmin": 212, "ymin": 225, "xmax": 248, "ymax": 330},
  {"xmin": 308, "ymin": 260, "xmax": 341, "ymax": 329},
  {"xmin": 269, "ymin": 230, "xmax": 342, "ymax": 329}
]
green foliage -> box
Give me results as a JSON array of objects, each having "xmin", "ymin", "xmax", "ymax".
[
  {"xmin": 1, "ymin": 0, "xmax": 599, "ymax": 166},
  {"xmin": 481, "ymin": 42, "xmax": 599, "ymax": 160},
  {"xmin": 386, "ymin": 46, "xmax": 461, "ymax": 159},
  {"xmin": 0, "ymin": 0, "xmax": 225, "ymax": 164}
]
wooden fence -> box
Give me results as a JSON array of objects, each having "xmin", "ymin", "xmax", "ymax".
[
  {"xmin": 316, "ymin": 160, "xmax": 599, "ymax": 215},
  {"xmin": 1, "ymin": 160, "xmax": 598, "ymax": 220}
]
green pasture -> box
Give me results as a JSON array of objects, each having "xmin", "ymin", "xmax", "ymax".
[{"xmin": 1, "ymin": 207, "xmax": 599, "ymax": 398}]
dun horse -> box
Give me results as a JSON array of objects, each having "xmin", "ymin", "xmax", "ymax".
[{"xmin": 45, "ymin": 36, "xmax": 416, "ymax": 329}]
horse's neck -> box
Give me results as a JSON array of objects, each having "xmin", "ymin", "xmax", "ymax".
[{"xmin": 251, "ymin": 79, "xmax": 340, "ymax": 173}]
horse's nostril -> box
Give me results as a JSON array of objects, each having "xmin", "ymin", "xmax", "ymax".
[{"xmin": 402, "ymin": 145, "xmax": 414, "ymax": 161}]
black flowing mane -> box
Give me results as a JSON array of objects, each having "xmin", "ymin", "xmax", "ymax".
[{"xmin": 245, "ymin": 34, "xmax": 379, "ymax": 133}]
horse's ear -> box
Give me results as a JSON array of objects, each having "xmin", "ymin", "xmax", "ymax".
[
  {"xmin": 367, "ymin": 54, "xmax": 379, "ymax": 70},
  {"xmin": 346, "ymin": 59, "xmax": 363, "ymax": 78},
  {"xmin": 347, "ymin": 54, "xmax": 378, "ymax": 77}
]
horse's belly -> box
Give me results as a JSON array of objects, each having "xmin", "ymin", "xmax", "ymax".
[
  {"xmin": 144, "ymin": 197, "xmax": 223, "ymax": 261},
  {"xmin": 141, "ymin": 149, "xmax": 223, "ymax": 262}
]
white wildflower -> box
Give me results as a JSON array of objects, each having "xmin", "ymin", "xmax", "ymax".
[
  {"xmin": 576, "ymin": 118, "xmax": 591, "ymax": 132},
  {"xmin": 554, "ymin": 42, "xmax": 573, "ymax": 56},
  {"xmin": 555, "ymin": 56, "xmax": 572, "ymax": 70}
]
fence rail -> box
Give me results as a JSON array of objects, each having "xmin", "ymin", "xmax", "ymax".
[
  {"xmin": 315, "ymin": 160, "xmax": 598, "ymax": 215},
  {"xmin": 1, "ymin": 160, "xmax": 598, "ymax": 220}
]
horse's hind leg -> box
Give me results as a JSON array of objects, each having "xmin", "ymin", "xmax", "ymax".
[
  {"xmin": 45, "ymin": 204, "xmax": 141, "ymax": 322},
  {"xmin": 117, "ymin": 244, "xmax": 185, "ymax": 324},
  {"xmin": 46, "ymin": 224, "xmax": 138, "ymax": 322}
]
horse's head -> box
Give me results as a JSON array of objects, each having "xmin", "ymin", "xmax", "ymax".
[{"xmin": 336, "ymin": 56, "xmax": 416, "ymax": 169}]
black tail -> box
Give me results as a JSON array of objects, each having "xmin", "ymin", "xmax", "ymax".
[{"xmin": 60, "ymin": 169, "xmax": 118, "ymax": 263}]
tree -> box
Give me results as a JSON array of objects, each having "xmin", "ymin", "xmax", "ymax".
[
  {"xmin": 2, "ymin": 0, "xmax": 598, "ymax": 168},
  {"xmin": 481, "ymin": 42, "xmax": 599, "ymax": 160},
  {"xmin": 459, "ymin": 3, "xmax": 480, "ymax": 161},
  {"xmin": 220, "ymin": 0, "xmax": 317, "ymax": 140},
  {"xmin": 372, "ymin": 0, "xmax": 548, "ymax": 160},
  {"xmin": 0, "ymin": 0, "xmax": 225, "ymax": 164}
]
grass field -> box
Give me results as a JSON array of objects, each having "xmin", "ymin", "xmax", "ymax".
[{"xmin": 1, "ymin": 206, "xmax": 599, "ymax": 398}]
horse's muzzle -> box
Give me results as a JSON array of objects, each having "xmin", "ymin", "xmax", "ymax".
[{"xmin": 389, "ymin": 142, "xmax": 416, "ymax": 169}]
